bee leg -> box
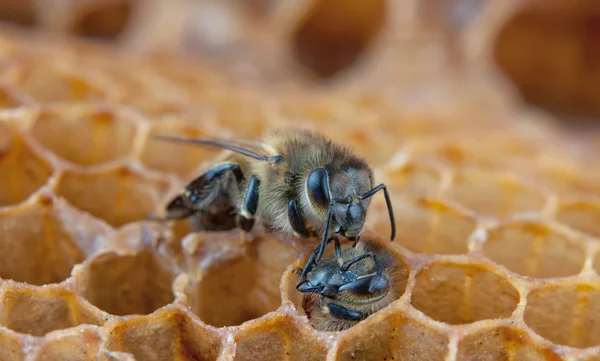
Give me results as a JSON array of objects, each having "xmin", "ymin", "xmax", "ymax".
[
  {"xmin": 237, "ymin": 175, "xmax": 260, "ymax": 232},
  {"xmin": 315, "ymin": 203, "xmax": 335, "ymax": 264},
  {"xmin": 152, "ymin": 195, "xmax": 196, "ymax": 221},
  {"xmin": 326, "ymin": 303, "xmax": 364, "ymax": 321},
  {"xmin": 333, "ymin": 236, "xmax": 341, "ymax": 259},
  {"xmin": 338, "ymin": 273, "xmax": 389, "ymax": 295},
  {"xmin": 360, "ymin": 183, "xmax": 396, "ymax": 241},
  {"xmin": 298, "ymin": 236, "xmax": 337, "ymax": 281},
  {"xmin": 341, "ymin": 252, "xmax": 375, "ymax": 271},
  {"xmin": 154, "ymin": 163, "xmax": 243, "ymax": 222},
  {"xmin": 288, "ymin": 200, "xmax": 310, "ymax": 238}
]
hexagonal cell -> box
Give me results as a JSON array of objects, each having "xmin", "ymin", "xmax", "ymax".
[
  {"xmin": 445, "ymin": 170, "xmax": 548, "ymax": 219},
  {"xmin": 284, "ymin": 235, "xmax": 410, "ymax": 332},
  {"xmin": 56, "ymin": 165, "xmax": 170, "ymax": 227},
  {"xmin": 32, "ymin": 326, "xmax": 102, "ymax": 361},
  {"xmin": 71, "ymin": 1, "xmax": 133, "ymax": 40},
  {"xmin": 493, "ymin": 0, "xmax": 600, "ymax": 118},
  {"xmin": 0, "ymin": 125, "xmax": 53, "ymax": 207},
  {"xmin": 336, "ymin": 313, "xmax": 449, "ymax": 361},
  {"xmin": 456, "ymin": 325, "xmax": 564, "ymax": 361},
  {"xmin": 556, "ymin": 199, "xmax": 600, "ymax": 239},
  {"xmin": 139, "ymin": 121, "xmax": 224, "ymax": 178},
  {"xmin": 0, "ymin": 197, "xmax": 109, "ymax": 285},
  {"xmin": 11, "ymin": 62, "xmax": 108, "ymax": 103},
  {"xmin": 0, "ymin": 0, "xmax": 36, "ymax": 27},
  {"xmin": 370, "ymin": 196, "xmax": 476, "ymax": 255},
  {"xmin": 411, "ymin": 261, "xmax": 519, "ymax": 325},
  {"xmin": 0, "ymin": 285, "xmax": 105, "ymax": 336},
  {"xmin": 233, "ymin": 314, "xmax": 327, "ymax": 361},
  {"xmin": 527, "ymin": 159, "xmax": 600, "ymax": 198},
  {"xmin": 184, "ymin": 232, "xmax": 299, "ymax": 327},
  {"xmin": 406, "ymin": 137, "xmax": 499, "ymax": 170},
  {"xmin": 291, "ymin": 0, "xmax": 386, "ymax": 78},
  {"xmin": 379, "ymin": 158, "xmax": 447, "ymax": 195},
  {"xmin": 31, "ymin": 105, "xmax": 139, "ymax": 166},
  {"xmin": 103, "ymin": 307, "xmax": 221, "ymax": 361},
  {"xmin": 0, "ymin": 328, "xmax": 24, "ymax": 361},
  {"xmin": 76, "ymin": 251, "xmax": 176, "ymax": 316},
  {"xmin": 524, "ymin": 282, "xmax": 600, "ymax": 348},
  {"xmin": 482, "ymin": 221, "xmax": 586, "ymax": 278}
]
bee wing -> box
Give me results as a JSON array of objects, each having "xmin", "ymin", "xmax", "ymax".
[{"xmin": 153, "ymin": 134, "xmax": 280, "ymax": 162}]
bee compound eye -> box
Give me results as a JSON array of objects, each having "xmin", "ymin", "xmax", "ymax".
[{"xmin": 307, "ymin": 168, "xmax": 329, "ymax": 207}]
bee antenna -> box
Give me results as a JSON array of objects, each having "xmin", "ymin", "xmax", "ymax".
[{"xmin": 360, "ymin": 184, "xmax": 396, "ymax": 241}]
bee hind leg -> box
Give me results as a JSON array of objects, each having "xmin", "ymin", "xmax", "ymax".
[
  {"xmin": 236, "ymin": 175, "xmax": 260, "ymax": 232},
  {"xmin": 326, "ymin": 303, "xmax": 364, "ymax": 321}
]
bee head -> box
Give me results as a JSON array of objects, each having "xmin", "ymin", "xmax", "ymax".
[{"xmin": 306, "ymin": 164, "xmax": 373, "ymax": 241}]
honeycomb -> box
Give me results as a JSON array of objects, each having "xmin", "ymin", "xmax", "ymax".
[{"xmin": 0, "ymin": 1, "xmax": 600, "ymax": 361}]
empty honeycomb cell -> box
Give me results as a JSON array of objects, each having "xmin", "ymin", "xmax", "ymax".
[
  {"xmin": 411, "ymin": 261, "xmax": 519, "ymax": 325},
  {"xmin": 31, "ymin": 105, "xmax": 139, "ymax": 166},
  {"xmin": 380, "ymin": 158, "xmax": 447, "ymax": 195},
  {"xmin": 103, "ymin": 307, "xmax": 221, "ymax": 361},
  {"xmin": 456, "ymin": 325, "xmax": 564, "ymax": 361},
  {"xmin": 11, "ymin": 63, "xmax": 108, "ymax": 103},
  {"xmin": 56, "ymin": 166, "xmax": 170, "ymax": 227},
  {"xmin": 71, "ymin": 1, "xmax": 133, "ymax": 40},
  {"xmin": 32, "ymin": 326, "xmax": 102, "ymax": 361},
  {"xmin": 555, "ymin": 199, "xmax": 600, "ymax": 239},
  {"xmin": 371, "ymin": 196, "xmax": 476, "ymax": 255},
  {"xmin": 524, "ymin": 282, "xmax": 600, "ymax": 348},
  {"xmin": 0, "ymin": 198, "xmax": 108, "ymax": 285},
  {"xmin": 0, "ymin": 328, "xmax": 24, "ymax": 361},
  {"xmin": 406, "ymin": 138, "xmax": 498, "ymax": 169},
  {"xmin": 139, "ymin": 121, "xmax": 223, "ymax": 178},
  {"xmin": 0, "ymin": 125, "xmax": 53, "ymax": 207},
  {"xmin": 232, "ymin": 314, "xmax": 327, "ymax": 361},
  {"xmin": 0, "ymin": 0, "xmax": 36, "ymax": 27},
  {"xmin": 76, "ymin": 251, "xmax": 176, "ymax": 316},
  {"xmin": 445, "ymin": 170, "xmax": 549, "ymax": 218},
  {"xmin": 183, "ymin": 233, "xmax": 297, "ymax": 328},
  {"xmin": 336, "ymin": 314, "xmax": 449, "ymax": 361},
  {"xmin": 482, "ymin": 221, "xmax": 586, "ymax": 278},
  {"xmin": 0, "ymin": 285, "xmax": 104, "ymax": 337},
  {"xmin": 493, "ymin": 0, "xmax": 600, "ymax": 118},
  {"xmin": 291, "ymin": 0, "xmax": 386, "ymax": 78}
]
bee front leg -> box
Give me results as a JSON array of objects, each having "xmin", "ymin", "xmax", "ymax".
[{"xmin": 237, "ymin": 175, "xmax": 260, "ymax": 232}]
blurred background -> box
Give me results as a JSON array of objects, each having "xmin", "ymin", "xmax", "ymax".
[{"xmin": 0, "ymin": 0, "xmax": 599, "ymax": 131}]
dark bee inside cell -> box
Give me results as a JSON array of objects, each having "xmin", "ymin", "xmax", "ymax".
[{"xmin": 291, "ymin": 235, "xmax": 409, "ymax": 332}]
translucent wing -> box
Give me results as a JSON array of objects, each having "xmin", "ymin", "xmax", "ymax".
[{"xmin": 153, "ymin": 134, "xmax": 280, "ymax": 162}]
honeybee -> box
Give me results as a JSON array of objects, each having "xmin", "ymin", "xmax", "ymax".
[
  {"xmin": 153, "ymin": 128, "xmax": 395, "ymax": 278},
  {"xmin": 296, "ymin": 238, "xmax": 401, "ymax": 332}
]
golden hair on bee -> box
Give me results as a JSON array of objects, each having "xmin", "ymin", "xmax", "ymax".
[
  {"xmin": 297, "ymin": 238, "xmax": 404, "ymax": 332},
  {"xmin": 151, "ymin": 128, "xmax": 396, "ymax": 281}
]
